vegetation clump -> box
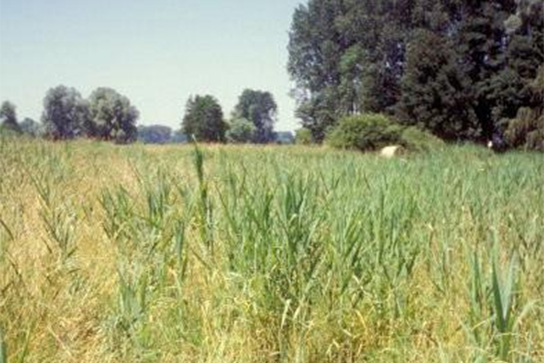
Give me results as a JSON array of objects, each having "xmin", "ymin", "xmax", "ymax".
[
  {"xmin": 505, "ymin": 66, "xmax": 544, "ymax": 151},
  {"xmin": 87, "ymin": 88, "xmax": 139, "ymax": 144},
  {"xmin": 182, "ymin": 95, "xmax": 227, "ymax": 143},
  {"xmin": 233, "ymin": 89, "xmax": 277, "ymax": 143},
  {"xmin": 295, "ymin": 127, "xmax": 313, "ymax": 145},
  {"xmin": 226, "ymin": 118, "xmax": 256, "ymax": 143},
  {"xmin": 0, "ymin": 101, "xmax": 21, "ymax": 134},
  {"xmin": 326, "ymin": 113, "xmax": 442, "ymax": 153}
]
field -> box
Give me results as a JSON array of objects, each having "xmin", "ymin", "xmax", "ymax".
[{"xmin": 0, "ymin": 137, "xmax": 543, "ymax": 362}]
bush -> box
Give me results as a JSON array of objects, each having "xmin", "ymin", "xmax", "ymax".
[
  {"xmin": 326, "ymin": 114, "xmax": 443, "ymax": 153},
  {"xmin": 326, "ymin": 114, "xmax": 403, "ymax": 151},
  {"xmin": 295, "ymin": 128, "xmax": 313, "ymax": 145},
  {"xmin": 504, "ymin": 66, "xmax": 544, "ymax": 151},
  {"xmin": 505, "ymin": 108, "xmax": 544, "ymax": 151},
  {"xmin": 226, "ymin": 118, "xmax": 256, "ymax": 143},
  {"xmin": 400, "ymin": 126, "xmax": 444, "ymax": 152}
]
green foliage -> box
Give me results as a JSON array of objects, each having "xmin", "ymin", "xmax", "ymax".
[
  {"xmin": 41, "ymin": 85, "xmax": 89, "ymax": 140},
  {"xmin": 506, "ymin": 108, "xmax": 544, "ymax": 151},
  {"xmin": 397, "ymin": 29, "xmax": 478, "ymax": 140},
  {"xmin": 288, "ymin": 0, "xmax": 350, "ymax": 141},
  {"xmin": 326, "ymin": 114, "xmax": 403, "ymax": 151},
  {"xmin": 87, "ymin": 88, "xmax": 139, "ymax": 144},
  {"xmin": 0, "ymin": 101, "xmax": 21, "ymax": 134},
  {"xmin": 400, "ymin": 126, "xmax": 445, "ymax": 152},
  {"xmin": 288, "ymin": 0, "xmax": 542, "ymax": 146},
  {"xmin": 455, "ymin": 1, "xmax": 517, "ymax": 140},
  {"xmin": 288, "ymin": 0, "xmax": 415, "ymax": 141},
  {"xmin": 466, "ymin": 251, "xmax": 533, "ymax": 362},
  {"xmin": 19, "ymin": 118, "xmax": 44, "ymax": 137},
  {"xmin": 137, "ymin": 125, "xmax": 172, "ymax": 144},
  {"xmin": 505, "ymin": 66, "xmax": 544, "ymax": 151},
  {"xmin": 182, "ymin": 95, "xmax": 226, "ymax": 143},
  {"xmin": 294, "ymin": 128, "xmax": 312, "ymax": 145},
  {"xmin": 234, "ymin": 89, "xmax": 277, "ymax": 143},
  {"xmin": 226, "ymin": 118, "xmax": 256, "ymax": 143},
  {"xmin": 327, "ymin": 114, "xmax": 443, "ymax": 153},
  {"xmin": 491, "ymin": 1, "xmax": 543, "ymax": 126}
]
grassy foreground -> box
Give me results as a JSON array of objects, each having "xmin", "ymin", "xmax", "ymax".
[{"xmin": 0, "ymin": 137, "xmax": 543, "ymax": 362}]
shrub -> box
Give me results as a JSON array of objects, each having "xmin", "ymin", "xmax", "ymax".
[
  {"xmin": 295, "ymin": 128, "xmax": 313, "ymax": 145},
  {"xmin": 400, "ymin": 126, "xmax": 445, "ymax": 152},
  {"xmin": 326, "ymin": 114, "xmax": 443, "ymax": 153},
  {"xmin": 326, "ymin": 114, "xmax": 403, "ymax": 151},
  {"xmin": 504, "ymin": 66, "xmax": 544, "ymax": 151},
  {"xmin": 226, "ymin": 118, "xmax": 256, "ymax": 143},
  {"xmin": 505, "ymin": 108, "xmax": 544, "ymax": 151}
]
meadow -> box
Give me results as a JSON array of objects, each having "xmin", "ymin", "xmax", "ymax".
[{"xmin": 0, "ymin": 137, "xmax": 543, "ymax": 362}]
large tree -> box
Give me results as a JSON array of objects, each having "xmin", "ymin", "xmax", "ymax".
[
  {"xmin": 288, "ymin": 0, "xmax": 543, "ymax": 146},
  {"xmin": 87, "ymin": 88, "xmax": 139, "ymax": 144},
  {"xmin": 397, "ymin": 29, "xmax": 478, "ymax": 140},
  {"xmin": 490, "ymin": 0, "xmax": 544, "ymax": 130},
  {"xmin": 288, "ymin": 0, "xmax": 350, "ymax": 141},
  {"xmin": 0, "ymin": 101, "xmax": 21, "ymax": 133},
  {"xmin": 455, "ymin": 0, "xmax": 518, "ymax": 141},
  {"xmin": 234, "ymin": 90, "xmax": 277, "ymax": 143},
  {"xmin": 42, "ymin": 85, "xmax": 89, "ymax": 140},
  {"xmin": 182, "ymin": 95, "xmax": 226, "ymax": 142},
  {"xmin": 288, "ymin": 0, "xmax": 416, "ymax": 141}
]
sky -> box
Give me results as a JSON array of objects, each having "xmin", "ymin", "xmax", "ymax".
[{"xmin": 0, "ymin": 0, "xmax": 303, "ymax": 131}]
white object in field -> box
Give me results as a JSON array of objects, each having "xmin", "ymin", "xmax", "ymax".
[
  {"xmin": 487, "ymin": 141, "xmax": 493, "ymax": 149},
  {"xmin": 380, "ymin": 145, "xmax": 402, "ymax": 158}
]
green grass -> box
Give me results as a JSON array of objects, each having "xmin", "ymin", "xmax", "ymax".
[{"xmin": 0, "ymin": 136, "xmax": 543, "ymax": 362}]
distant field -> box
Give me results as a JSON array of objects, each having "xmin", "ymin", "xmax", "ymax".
[{"xmin": 0, "ymin": 137, "xmax": 543, "ymax": 362}]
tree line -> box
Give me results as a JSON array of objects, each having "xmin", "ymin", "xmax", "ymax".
[
  {"xmin": 288, "ymin": 0, "xmax": 543, "ymax": 150},
  {"xmin": 3, "ymin": 0, "xmax": 541, "ymax": 150},
  {"xmin": 0, "ymin": 86, "xmax": 139, "ymax": 143},
  {"xmin": 0, "ymin": 87, "xmax": 291, "ymax": 144}
]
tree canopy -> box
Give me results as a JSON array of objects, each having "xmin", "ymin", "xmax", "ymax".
[
  {"xmin": 182, "ymin": 95, "xmax": 227, "ymax": 142},
  {"xmin": 0, "ymin": 101, "xmax": 21, "ymax": 133},
  {"xmin": 397, "ymin": 29, "xmax": 476, "ymax": 141},
  {"xmin": 42, "ymin": 85, "xmax": 89, "ymax": 140},
  {"xmin": 505, "ymin": 65, "xmax": 544, "ymax": 151},
  {"xmin": 87, "ymin": 88, "xmax": 139, "ymax": 144},
  {"xmin": 288, "ymin": 0, "xmax": 544, "ymax": 148},
  {"xmin": 226, "ymin": 118, "xmax": 256, "ymax": 143},
  {"xmin": 234, "ymin": 90, "xmax": 277, "ymax": 143}
]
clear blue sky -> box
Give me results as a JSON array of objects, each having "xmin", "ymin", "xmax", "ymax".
[{"xmin": 0, "ymin": 0, "xmax": 302, "ymax": 131}]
